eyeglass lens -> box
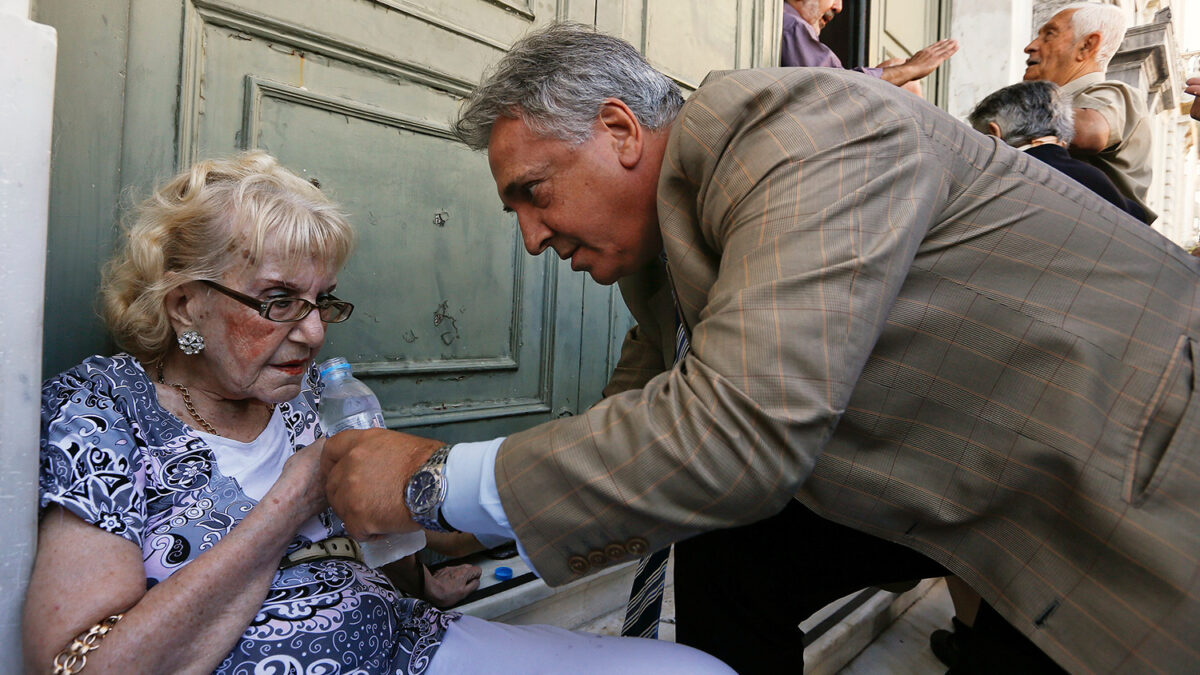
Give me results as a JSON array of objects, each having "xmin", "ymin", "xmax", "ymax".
[{"xmin": 264, "ymin": 298, "xmax": 353, "ymax": 323}]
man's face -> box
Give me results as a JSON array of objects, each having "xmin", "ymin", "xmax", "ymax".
[
  {"xmin": 794, "ymin": 0, "xmax": 843, "ymax": 33},
  {"xmin": 1023, "ymin": 10, "xmax": 1084, "ymax": 85},
  {"xmin": 487, "ymin": 115, "xmax": 663, "ymax": 286}
]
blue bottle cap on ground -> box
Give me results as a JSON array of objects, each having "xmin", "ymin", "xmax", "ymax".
[{"xmin": 494, "ymin": 566, "xmax": 513, "ymax": 581}]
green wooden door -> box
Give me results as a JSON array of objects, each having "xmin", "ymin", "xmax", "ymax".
[
  {"xmin": 870, "ymin": 0, "xmax": 951, "ymax": 106},
  {"xmin": 37, "ymin": 0, "xmax": 773, "ymax": 441}
]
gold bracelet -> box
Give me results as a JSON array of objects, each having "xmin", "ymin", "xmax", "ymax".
[{"xmin": 52, "ymin": 613, "xmax": 124, "ymax": 675}]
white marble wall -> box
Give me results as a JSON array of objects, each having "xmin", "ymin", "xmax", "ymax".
[
  {"xmin": 946, "ymin": 0, "xmax": 1034, "ymax": 121},
  {"xmin": 1155, "ymin": 114, "xmax": 1198, "ymax": 245},
  {"xmin": 0, "ymin": 3, "xmax": 55, "ymax": 668},
  {"xmin": 0, "ymin": 0, "xmax": 30, "ymax": 17}
]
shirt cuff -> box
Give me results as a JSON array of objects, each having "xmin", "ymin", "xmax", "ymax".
[
  {"xmin": 443, "ymin": 438, "xmax": 541, "ymax": 576},
  {"xmin": 473, "ymin": 530, "xmax": 513, "ymax": 550}
]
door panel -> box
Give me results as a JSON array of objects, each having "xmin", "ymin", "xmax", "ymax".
[
  {"xmin": 39, "ymin": 0, "xmax": 772, "ymax": 443},
  {"xmin": 41, "ymin": 0, "xmax": 593, "ymax": 439},
  {"xmin": 165, "ymin": 0, "xmax": 580, "ymax": 434},
  {"xmin": 598, "ymin": 0, "xmax": 776, "ymax": 91},
  {"xmin": 883, "ymin": 0, "xmax": 933, "ymax": 55},
  {"xmin": 643, "ymin": 3, "xmax": 740, "ymax": 85},
  {"xmin": 242, "ymin": 77, "xmax": 555, "ymax": 428},
  {"xmin": 871, "ymin": 0, "xmax": 950, "ymax": 106}
]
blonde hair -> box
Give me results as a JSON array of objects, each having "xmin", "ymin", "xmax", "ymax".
[{"xmin": 101, "ymin": 151, "xmax": 356, "ymax": 361}]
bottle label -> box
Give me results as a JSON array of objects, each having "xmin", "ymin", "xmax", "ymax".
[{"xmin": 325, "ymin": 411, "xmax": 386, "ymax": 435}]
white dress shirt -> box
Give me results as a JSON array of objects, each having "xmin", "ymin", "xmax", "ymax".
[{"xmin": 442, "ymin": 438, "xmax": 537, "ymax": 572}]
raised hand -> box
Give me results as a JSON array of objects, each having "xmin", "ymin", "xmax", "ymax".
[
  {"xmin": 879, "ymin": 38, "xmax": 959, "ymax": 87},
  {"xmin": 903, "ymin": 38, "xmax": 959, "ymax": 79},
  {"xmin": 877, "ymin": 57, "xmax": 923, "ymax": 97}
]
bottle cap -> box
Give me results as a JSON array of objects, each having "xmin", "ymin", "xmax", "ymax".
[
  {"xmin": 494, "ymin": 566, "xmax": 513, "ymax": 581},
  {"xmin": 318, "ymin": 356, "xmax": 352, "ymax": 379}
]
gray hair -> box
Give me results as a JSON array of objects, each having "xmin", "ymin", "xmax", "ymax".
[
  {"xmin": 454, "ymin": 22, "xmax": 684, "ymax": 150},
  {"xmin": 968, "ymin": 80, "xmax": 1076, "ymax": 146},
  {"xmin": 1061, "ymin": 2, "xmax": 1127, "ymax": 69}
]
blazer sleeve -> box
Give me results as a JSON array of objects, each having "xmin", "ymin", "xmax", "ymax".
[{"xmin": 495, "ymin": 69, "xmax": 955, "ymax": 585}]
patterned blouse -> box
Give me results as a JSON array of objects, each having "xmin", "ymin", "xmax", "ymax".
[{"xmin": 39, "ymin": 354, "xmax": 459, "ymax": 674}]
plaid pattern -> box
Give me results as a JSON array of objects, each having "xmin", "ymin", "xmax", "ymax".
[{"xmin": 497, "ymin": 68, "xmax": 1200, "ymax": 672}]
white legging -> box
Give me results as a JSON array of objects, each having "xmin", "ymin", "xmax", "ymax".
[{"xmin": 426, "ymin": 614, "xmax": 736, "ymax": 674}]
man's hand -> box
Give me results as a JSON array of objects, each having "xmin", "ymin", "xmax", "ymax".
[
  {"xmin": 877, "ymin": 57, "xmax": 923, "ymax": 97},
  {"xmin": 1186, "ymin": 76, "xmax": 1200, "ymax": 121},
  {"xmin": 904, "ymin": 38, "xmax": 959, "ymax": 79},
  {"xmin": 321, "ymin": 428, "xmax": 446, "ymax": 540},
  {"xmin": 879, "ymin": 38, "xmax": 958, "ymax": 87}
]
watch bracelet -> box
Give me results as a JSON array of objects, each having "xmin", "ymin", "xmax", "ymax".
[{"xmin": 408, "ymin": 444, "xmax": 458, "ymax": 533}]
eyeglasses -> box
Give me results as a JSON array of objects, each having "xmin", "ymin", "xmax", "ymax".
[{"xmin": 201, "ymin": 280, "xmax": 354, "ymax": 323}]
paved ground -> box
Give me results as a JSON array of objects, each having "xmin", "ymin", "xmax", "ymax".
[
  {"xmin": 579, "ymin": 564, "xmax": 954, "ymax": 673},
  {"xmin": 840, "ymin": 579, "xmax": 952, "ymax": 674}
]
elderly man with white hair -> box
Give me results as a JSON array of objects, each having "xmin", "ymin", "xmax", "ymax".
[{"xmin": 1024, "ymin": 2, "xmax": 1154, "ymax": 222}]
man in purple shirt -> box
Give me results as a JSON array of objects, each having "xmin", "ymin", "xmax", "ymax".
[{"xmin": 782, "ymin": 0, "xmax": 957, "ymax": 93}]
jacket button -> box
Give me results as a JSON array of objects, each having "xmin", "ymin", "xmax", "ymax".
[
  {"xmin": 626, "ymin": 537, "xmax": 649, "ymax": 556},
  {"xmin": 604, "ymin": 543, "xmax": 626, "ymax": 560},
  {"xmin": 588, "ymin": 550, "xmax": 607, "ymax": 567},
  {"xmin": 567, "ymin": 555, "xmax": 590, "ymax": 574}
]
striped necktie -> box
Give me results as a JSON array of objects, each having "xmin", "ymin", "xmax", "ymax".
[{"xmin": 622, "ymin": 273, "xmax": 689, "ymax": 639}]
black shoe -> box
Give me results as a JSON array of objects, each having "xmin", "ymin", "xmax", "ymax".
[
  {"xmin": 931, "ymin": 628, "xmax": 960, "ymax": 667},
  {"xmin": 930, "ymin": 617, "xmax": 972, "ymax": 668}
]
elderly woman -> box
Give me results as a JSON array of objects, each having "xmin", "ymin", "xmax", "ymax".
[{"xmin": 23, "ymin": 152, "xmax": 732, "ymax": 674}]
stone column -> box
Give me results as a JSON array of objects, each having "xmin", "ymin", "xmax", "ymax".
[
  {"xmin": 1108, "ymin": 8, "xmax": 1184, "ymax": 235},
  {"xmin": 0, "ymin": 1, "xmax": 55, "ymax": 668},
  {"xmin": 946, "ymin": 0, "xmax": 1033, "ymax": 120}
]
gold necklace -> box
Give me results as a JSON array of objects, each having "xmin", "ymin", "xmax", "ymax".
[{"xmin": 156, "ymin": 362, "xmax": 219, "ymax": 435}]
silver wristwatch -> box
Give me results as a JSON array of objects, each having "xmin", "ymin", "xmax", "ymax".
[{"xmin": 405, "ymin": 445, "xmax": 459, "ymax": 533}]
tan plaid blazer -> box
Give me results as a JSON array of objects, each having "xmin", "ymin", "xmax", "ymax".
[{"xmin": 496, "ymin": 68, "xmax": 1200, "ymax": 672}]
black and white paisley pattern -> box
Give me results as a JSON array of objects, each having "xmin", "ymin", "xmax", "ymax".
[{"xmin": 40, "ymin": 354, "xmax": 458, "ymax": 674}]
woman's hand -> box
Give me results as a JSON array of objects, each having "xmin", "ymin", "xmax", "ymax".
[
  {"xmin": 423, "ymin": 563, "xmax": 482, "ymax": 608},
  {"xmin": 267, "ymin": 438, "xmax": 328, "ymax": 522}
]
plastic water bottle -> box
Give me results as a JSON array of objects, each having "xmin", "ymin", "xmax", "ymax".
[
  {"xmin": 318, "ymin": 356, "xmax": 427, "ymax": 567},
  {"xmin": 318, "ymin": 356, "xmax": 387, "ymax": 433}
]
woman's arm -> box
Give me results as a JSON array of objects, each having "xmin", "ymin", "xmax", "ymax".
[{"xmin": 23, "ymin": 441, "xmax": 325, "ymax": 675}]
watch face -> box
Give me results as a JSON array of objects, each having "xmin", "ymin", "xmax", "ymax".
[{"xmin": 407, "ymin": 471, "xmax": 438, "ymax": 514}]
